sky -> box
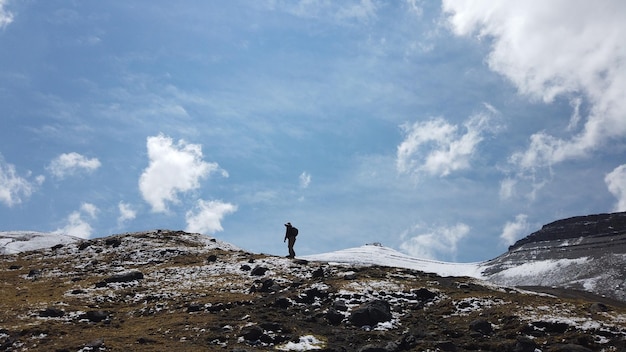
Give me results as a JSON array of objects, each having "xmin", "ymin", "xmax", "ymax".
[{"xmin": 1, "ymin": 0, "xmax": 625, "ymax": 263}]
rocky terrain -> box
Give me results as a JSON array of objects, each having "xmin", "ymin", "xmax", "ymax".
[
  {"xmin": 482, "ymin": 212, "xmax": 626, "ymax": 302},
  {"xmin": 1, "ymin": 230, "xmax": 625, "ymax": 351}
]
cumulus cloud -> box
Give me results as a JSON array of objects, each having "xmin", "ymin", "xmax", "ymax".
[
  {"xmin": 0, "ymin": 155, "xmax": 43, "ymax": 207},
  {"xmin": 299, "ymin": 172, "xmax": 311, "ymax": 189},
  {"xmin": 443, "ymin": 1, "xmax": 626, "ymax": 181},
  {"xmin": 55, "ymin": 203, "xmax": 98, "ymax": 239},
  {"xmin": 499, "ymin": 214, "xmax": 529, "ymax": 246},
  {"xmin": 0, "ymin": 0, "xmax": 13, "ymax": 29},
  {"xmin": 397, "ymin": 110, "xmax": 499, "ymax": 178},
  {"xmin": 399, "ymin": 223, "xmax": 470, "ymax": 260},
  {"xmin": 139, "ymin": 134, "xmax": 228, "ymax": 213},
  {"xmin": 117, "ymin": 201, "xmax": 137, "ymax": 225},
  {"xmin": 605, "ymin": 165, "xmax": 626, "ymax": 211},
  {"xmin": 185, "ymin": 199, "xmax": 237, "ymax": 234},
  {"xmin": 47, "ymin": 152, "xmax": 101, "ymax": 179}
]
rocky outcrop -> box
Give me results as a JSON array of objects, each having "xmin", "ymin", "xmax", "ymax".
[{"xmin": 509, "ymin": 212, "xmax": 626, "ymax": 250}]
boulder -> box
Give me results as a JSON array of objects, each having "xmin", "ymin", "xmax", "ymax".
[{"xmin": 349, "ymin": 300, "xmax": 392, "ymax": 327}]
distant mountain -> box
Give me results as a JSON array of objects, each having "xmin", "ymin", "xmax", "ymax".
[
  {"xmin": 482, "ymin": 212, "xmax": 626, "ymax": 302},
  {"xmin": 0, "ymin": 231, "xmax": 81, "ymax": 255}
]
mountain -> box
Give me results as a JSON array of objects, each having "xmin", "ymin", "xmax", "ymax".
[
  {"xmin": 481, "ymin": 212, "xmax": 626, "ymax": 302},
  {"xmin": 1, "ymin": 230, "xmax": 625, "ymax": 351},
  {"xmin": 0, "ymin": 231, "xmax": 80, "ymax": 255}
]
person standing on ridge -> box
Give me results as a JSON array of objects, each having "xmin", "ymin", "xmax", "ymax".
[{"xmin": 284, "ymin": 222, "xmax": 298, "ymax": 258}]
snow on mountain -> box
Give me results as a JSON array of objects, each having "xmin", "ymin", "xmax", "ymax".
[
  {"xmin": 301, "ymin": 243, "xmax": 486, "ymax": 279},
  {"xmin": 0, "ymin": 231, "xmax": 81, "ymax": 255}
]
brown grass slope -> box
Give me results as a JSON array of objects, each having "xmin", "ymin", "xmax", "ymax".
[{"xmin": 1, "ymin": 230, "xmax": 625, "ymax": 351}]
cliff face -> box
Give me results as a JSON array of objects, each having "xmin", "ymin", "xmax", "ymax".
[
  {"xmin": 483, "ymin": 212, "xmax": 626, "ymax": 302},
  {"xmin": 509, "ymin": 212, "xmax": 626, "ymax": 251}
]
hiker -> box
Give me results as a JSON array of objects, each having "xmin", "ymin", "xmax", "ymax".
[{"xmin": 284, "ymin": 222, "xmax": 298, "ymax": 258}]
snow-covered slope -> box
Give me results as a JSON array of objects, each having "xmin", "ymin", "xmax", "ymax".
[
  {"xmin": 301, "ymin": 243, "xmax": 485, "ymax": 279},
  {"xmin": 0, "ymin": 231, "xmax": 81, "ymax": 255}
]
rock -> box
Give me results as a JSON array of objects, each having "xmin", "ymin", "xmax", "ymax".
[
  {"xmin": 137, "ymin": 337, "xmax": 157, "ymax": 344},
  {"xmin": 82, "ymin": 310, "xmax": 110, "ymax": 322},
  {"xmin": 349, "ymin": 300, "xmax": 392, "ymax": 327},
  {"xmin": 589, "ymin": 302, "xmax": 609, "ymax": 313},
  {"xmin": 274, "ymin": 297, "xmax": 292, "ymax": 309},
  {"xmin": 435, "ymin": 341, "xmax": 456, "ymax": 352},
  {"xmin": 549, "ymin": 344, "xmax": 593, "ymax": 352},
  {"xmin": 240, "ymin": 264, "xmax": 251, "ymax": 271},
  {"xmin": 250, "ymin": 266, "xmax": 269, "ymax": 276},
  {"xmin": 312, "ymin": 267, "xmax": 325, "ymax": 279},
  {"xmin": 187, "ymin": 303, "xmax": 204, "ymax": 312},
  {"xmin": 469, "ymin": 319, "xmax": 493, "ymax": 335},
  {"xmin": 39, "ymin": 308, "xmax": 65, "ymax": 318},
  {"xmin": 358, "ymin": 345, "xmax": 386, "ymax": 352},
  {"xmin": 413, "ymin": 288, "xmax": 437, "ymax": 301},
  {"xmin": 51, "ymin": 244, "xmax": 64, "ymax": 250},
  {"xmin": 104, "ymin": 270, "xmax": 144, "ymax": 283},
  {"xmin": 8, "ymin": 265, "xmax": 21, "ymax": 270},
  {"xmin": 240, "ymin": 325, "xmax": 263, "ymax": 342},
  {"xmin": 27, "ymin": 269, "xmax": 41, "ymax": 277},
  {"xmin": 513, "ymin": 336, "xmax": 537, "ymax": 352},
  {"xmin": 78, "ymin": 241, "xmax": 91, "ymax": 250},
  {"xmin": 325, "ymin": 308, "xmax": 344, "ymax": 325},
  {"xmin": 105, "ymin": 237, "xmax": 122, "ymax": 247},
  {"xmin": 333, "ymin": 300, "xmax": 348, "ymax": 312}
]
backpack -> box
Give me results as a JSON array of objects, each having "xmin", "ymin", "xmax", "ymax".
[{"xmin": 291, "ymin": 227, "xmax": 299, "ymax": 236}]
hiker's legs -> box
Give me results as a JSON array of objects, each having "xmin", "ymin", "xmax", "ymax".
[{"xmin": 288, "ymin": 236, "xmax": 296, "ymax": 258}]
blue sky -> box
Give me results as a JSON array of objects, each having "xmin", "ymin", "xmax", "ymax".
[{"xmin": 1, "ymin": 0, "xmax": 625, "ymax": 262}]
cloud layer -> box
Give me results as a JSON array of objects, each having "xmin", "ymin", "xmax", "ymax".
[
  {"xmin": 47, "ymin": 152, "xmax": 101, "ymax": 179},
  {"xmin": 443, "ymin": 0, "xmax": 626, "ymax": 185}
]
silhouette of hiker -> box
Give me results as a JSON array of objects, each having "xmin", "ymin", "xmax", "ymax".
[{"xmin": 284, "ymin": 222, "xmax": 298, "ymax": 258}]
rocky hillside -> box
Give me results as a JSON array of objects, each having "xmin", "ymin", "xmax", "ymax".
[
  {"xmin": 482, "ymin": 212, "xmax": 626, "ymax": 302},
  {"xmin": 1, "ymin": 230, "xmax": 625, "ymax": 351}
]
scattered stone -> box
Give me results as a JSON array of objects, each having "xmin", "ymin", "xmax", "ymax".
[
  {"xmin": 413, "ymin": 288, "xmax": 437, "ymax": 301},
  {"xmin": 27, "ymin": 269, "xmax": 41, "ymax": 277},
  {"xmin": 325, "ymin": 309, "xmax": 344, "ymax": 326},
  {"xmin": 105, "ymin": 237, "xmax": 122, "ymax": 247},
  {"xmin": 8, "ymin": 265, "xmax": 21, "ymax": 270},
  {"xmin": 274, "ymin": 297, "xmax": 292, "ymax": 309},
  {"xmin": 435, "ymin": 340, "xmax": 456, "ymax": 352},
  {"xmin": 590, "ymin": 302, "xmax": 609, "ymax": 313},
  {"xmin": 240, "ymin": 325, "xmax": 263, "ymax": 342},
  {"xmin": 240, "ymin": 264, "xmax": 251, "ymax": 271},
  {"xmin": 349, "ymin": 300, "xmax": 392, "ymax": 327},
  {"xmin": 39, "ymin": 308, "xmax": 65, "ymax": 318},
  {"xmin": 469, "ymin": 319, "xmax": 493, "ymax": 335},
  {"xmin": 83, "ymin": 310, "xmax": 110, "ymax": 322},
  {"xmin": 513, "ymin": 336, "xmax": 538, "ymax": 352},
  {"xmin": 187, "ymin": 303, "xmax": 204, "ymax": 312},
  {"xmin": 250, "ymin": 266, "xmax": 269, "ymax": 276},
  {"xmin": 104, "ymin": 270, "xmax": 144, "ymax": 283},
  {"xmin": 333, "ymin": 300, "xmax": 348, "ymax": 312},
  {"xmin": 51, "ymin": 244, "xmax": 64, "ymax": 250},
  {"xmin": 207, "ymin": 254, "xmax": 218, "ymax": 262},
  {"xmin": 137, "ymin": 337, "xmax": 157, "ymax": 344},
  {"xmin": 311, "ymin": 267, "xmax": 325, "ymax": 279},
  {"xmin": 549, "ymin": 344, "xmax": 593, "ymax": 352}
]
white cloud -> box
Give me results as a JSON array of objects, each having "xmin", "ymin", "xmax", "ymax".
[
  {"xmin": 499, "ymin": 214, "xmax": 529, "ymax": 246},
  {"xmin": 397, "ymin": 111, "xmax": 498, "ymax": 178},
  {"xmin": 299, "ymin": 171, "xmax": 311, "ymax": 189},
  {"xmin": 55, "ymin": 203, "xmax": 98, "ymax": 239},
  {"xmin": 139, "ymin": 134, "xmax": 227, "ymax": 213},
  {"xmin": 399, "ymin": 223, "xmax": 470, "ymax": 260},
  {"xmin": 443, "ymin": 1, "xmax": 626, "ymax": 176},
  {"xmin": 0, "ymin": 155, "xmax": 42, "ymax": 207},
  {"xmin": 47, "ymin": 152, "xmax": 101, "ymax": 179},
  {"xmin": 605, "ymin": 165, "xmax": 626, "ymax": 212},
  {"xmin": 185, "ymin": 199, "xmax": 237, "ymax": 234},
  {"xmin": 117, "ymin": 201, "xmax": 137, "ymax": 225},
  {"xmin": 0, "ymin": 0, "xmax": 14, "ymax": 29}
]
